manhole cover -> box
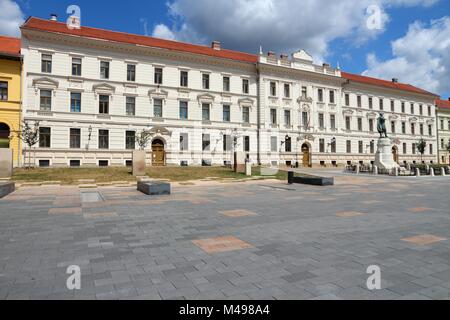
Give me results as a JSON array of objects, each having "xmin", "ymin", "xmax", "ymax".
[{"xmin": 81, "ymin": 191, "xmax": 104, "ymax": 203}]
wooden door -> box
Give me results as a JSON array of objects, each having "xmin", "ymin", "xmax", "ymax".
[
  {"xmin": 152, "ymin": 140, "xmax": 165, "ymax": 166},
  {"xmin": 302, "ymin": 144, "xmax": 310, "ymax": 167}
]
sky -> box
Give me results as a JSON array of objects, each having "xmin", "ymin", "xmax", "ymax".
[{"xmin": 1, "ymin": 0, "xmax": 449, "ymax": 98}]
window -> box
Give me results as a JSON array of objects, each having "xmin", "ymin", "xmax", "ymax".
[
  {"xmin": 420, "ymin": 124, "xmax": 424, "ymax": 135},
  {"xmin": 345, "ymin": 116, "xmax": 351, "ymax": 131},
  {"xmin": 329, "ymin": 90, "xmax": 335, "ymax": 104},
  {"xmin": 180, "ymin": 133, "xmax": 189, "ymax": 151},
  {"xmin": 99, "ymin": 95, "xmax": 109, "ymax": 114},
  {"xmin": 357, "ymin": 118, "xmax": 363, "ymax": 131},
  {"xmin": 98, "ymin": 130, "xmax": 109, "ymax": 149},
  {"xmin": 70, "ymin": 160, "xmax": 81, "ymax": 167},
  {"xmin": 39, "ymin": 127, "xmax": 51, "ymax": 148},
  {"xmin": 126, "ymin": 97, "xmax": 136, "ymax": 116},
  {"xmin": 357, "ymin": 95, "xmax": 362, "ymax": 108},
  {"xmin": 180, "ymin": 71, "xmax": 188, "ymax": 87},
  {"xmin": 242, "ymin": 79, "xmax": 249, "ymax": 94},
  {"xmin": 100, "ymin": 61, "xmax": 109, "ymax": 79},
  {"xmin": 369, "ymin": 119, "xmax": 374, "ymax": 132},
  {"xmin": 154, "ymin": 67, "xmax": 163, "ymax": 84},
  {"xmin": 40, "ymin": 90, "xmax": 52, "ymax": 111},
  {"xmin": 301, "ymin": 86, "xmax": 307, "ymax": 99},
  {"xmin": 410, "ymin": 103, "xmax": 414, "ymax": 114},
  {"xmin": 153, "ymin": 98, "xmax": 163, "ymax": 118},
  {"xmin": 179, "ymin": 101, "xmax": 188, "ymax": 119},
  {"xmin": 223, "ymin": 134, "xmax": 232, "ymax": 151},
  {"xmin": 401, "ymin": 102, "xmax": 405, "ymax": 113},
  {"xmin": 223, "ymin": 105, "xmax": 230, "ymax": 122},
  {"xmin": 284, "ymin": 84, "xmax": 290, "ymax": 98},
  {"xmin": 369, "ymin": 97, "xmax": 373, "ymax": 109},
  {"xmin": 0, "ymin": 82, "xmax": 7, "ymax": 101},
  {"xmin": 358, "ymin": 141, "xmax": 363, "ymax": 154},
  {"xmin": 412, "ymin": 143, "xmax": 416, "ymax": 154},
  {"xmin": 319, "ymin": 139, "xmax": 325, "ymax": 153},
  {"xmin": 402, "ymin": 122, "xmax": 406, "ymax": 134},
  {"xmin": 428, "ymin": 124, "xmax": 433, "ymax": 136},
  {"xmin": 448, "ymin": 120, "xmax": 450, "ymax": 131},
  {"xmin": 331, "ymin": 138, "xmax": 336, "ymax": 153},
  {"xmin": 419, "ymin": 105, "xmax": 423, "ymax": 115},
  {"xmin": 302, "ymin": 111, "xmax": 308, "ymax": 128},
  {"xmin": 270, "ymin": 109, "xmax": 277, "ymax": 125},
  {"xmin": 127, "ymin": 64, "xmax": 136, "ymax": 82},
  {"xmin": 345, "ymin": 93, "xmax": 350, "ymax": 106},
  {"xmin": 41, "ymin": 54, "xmax": 52, "ymax": 73},
  {"xmin": 223, "ymin": 76, "xmax": 230, "ymax": 92},
  {"xmin": 70, "ymin": 128, "xmax": 81, "ymax": 149},
  {"xmin": 72, "ymin": 58, "xmax": 82, "ymax": 76},
  {"xmin": 39, "ymin": 160, "xmax": 50, "ymax": 167},
  {"xmin": 403, "ymin": 143, "xmax": 407, "ymax": 154},
  {"xmin": 430, "ymin": 144, "xmax": 433, "ymax": 155},
  {"xmin": 346, "ymin": 140, "xmax": 351, "ymax": 153},
  {"xmin": 202, "ymin": 134, "xmax": 210, "ymax": 151},
  {"xmin": 285, "ymin": 136, "xmax": 291, "ymax": 152},
  {"xmin": 270, "ymin": 136, "xmax": 277, "ymax": 152},
  {"xmin": 235, "ymin": 135, "xmax": 246, "ymax": 153},
  {"xmin": 243, "ymin": 106, "xmax": 250, "ymax": 123},
  {"xmin": 202, "ymin": 103, "xmax": 210, "ymax": 121},
  {"xmin": 70, "ymin": 92, "xmax": 81, "ymax": 112},
  {"xmin": 370, "ymin": 141, "xmax": 375, "ymax": 154},
  {"xmin": 428, "ymin": 106, "xmax": 431, "ymax": 116},
  {"xmin": 441, "ymin": 139, "xmax": 445, "ymax": 149},
  {"xmin": 391, "ymin": 121, "xmax": 396, "ymax": 134},
  {"xmin": 391, "ymin": 100, "xmax": 395, "ymax": 112},
  {"xmin": 98, "ymin": 160, "xmax": 109, "ymax": 167},
  {"xmin": 379, "ymin": 99, "xmax": 384, "ymax": 110},
  {"xmin": 411, "ymin": 123, "xmax": 415, "ymax": 135},
  {"xmin": 270, "ymin": 82, "xmax": 277, "ymax": 96},
  {"xmin": 284, "ymin": 110, "xmax": 291, "ymax": 126},
  {"xmin": 318, "ymin": 113, "xmax": 324, "ymax": 129},
  {"xmin": 318, "ymin": 88, "xmax": 323, "ymax": 102},
  {"xmin": 441, "ymin": 120, "xmax": 444, "ymax": 130},
  {"xmin": 202, "ymin": 74, "xmax": 210, "ymax": 90},
  {"xmin": 330, "ymin": 114, "xmax": 336, "ymax": 130},
  {"xmin": 126, "ymin": 131, "xmax": 135, "ymax": 150}
]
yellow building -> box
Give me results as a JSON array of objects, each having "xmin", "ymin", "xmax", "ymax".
[{"xmin": 0, "ymin": 36, "xmax": 22, "ymax": 166}]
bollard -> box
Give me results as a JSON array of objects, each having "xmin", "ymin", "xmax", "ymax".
[
  {"xmin": 288, "ymin": 171, "xmax": 294, "ymax": 184},
  {"xmin": 441, "ymin": 167, "xmax": 446, "ymax": 177},
  {"xmin": 416, "ymin": 168, "xmax": 420, "ymax": 176},
  {"xmin": 430, "ymin": 167, "xmax": 435, "ymax": 177},
  {"xmin": 394, "ymin": 167, "xmax": 399, "ymax": 176},
  {"xmin": 355, "ymin": 164, "xmax": 360, "ymax": 174},
  {"xmin": 373, "ymin": 165, "xmax": 378, "ymax": 175}
]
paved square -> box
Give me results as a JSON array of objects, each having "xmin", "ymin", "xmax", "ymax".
[{"xmin": 1, "ymin": 174, "xmax": 450, "ymax": 300}]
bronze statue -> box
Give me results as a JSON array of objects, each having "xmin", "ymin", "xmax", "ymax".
[{"xmin": 377, "ymin": 113, "xmax": 388, "ymax": 138}]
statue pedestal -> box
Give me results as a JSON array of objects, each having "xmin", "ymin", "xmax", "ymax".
[{"xmin": 374, "ymin": 138, "xmax": 399, "ymax": 170}]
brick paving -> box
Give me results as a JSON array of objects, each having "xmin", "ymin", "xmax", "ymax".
[{"xmin": 1, "ymin": 174, "xmax": 450, "ymax": 300}]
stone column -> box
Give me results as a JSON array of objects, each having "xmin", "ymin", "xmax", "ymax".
[{"xmin": 0, "ymin": 149, "xmax": 13, "ymax": 178}]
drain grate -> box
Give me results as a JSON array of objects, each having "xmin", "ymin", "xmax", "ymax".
[{"xmin": 81, "ymin": 191, "xmax": 105, "ymax": 203}]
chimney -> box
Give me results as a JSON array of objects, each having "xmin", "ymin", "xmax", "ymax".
[
  {"xmin": 267, "ymin": 51, "xmax": 275, "ymax": 57},
  {"xmin": 50, "ymin": 13, "xmax": 58, "ymax": 21},
  {"xmin": 392, "ymin": 78, "xmax": 398, "ymax": 83},
  {"xmin": 280, "ymin": 54, "xmax": 288, "ymax": 60},
  {"xmin": 211, "ymin": 41, "xmax": 221, "ymax": 51}
]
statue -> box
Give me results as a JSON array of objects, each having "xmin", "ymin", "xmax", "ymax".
[{"xmin": 377, "ymin": 113, "xmax": 388, "ymax": 138}]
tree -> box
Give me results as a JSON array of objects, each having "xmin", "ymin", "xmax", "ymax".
[
  {"xmin": 17, "ymin": 120, "xmax": 40, "ymax": 169},
  {"xmin": 416, "ymin": 138, "xmax": 427, "ymax": 163},
  {"xmin": 135, "ymin": 129, "xmax": 154, "ymax": 150}
]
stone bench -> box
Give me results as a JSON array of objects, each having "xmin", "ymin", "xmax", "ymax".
[
  {"xmin": 0, "ymin": 182, "xmax": 15, "ymax": 198},
  {"xmin": 288, "ymin": 172, "xmax": 334, "ymax": 186},
  {"xmin": 137, "ymin": 181, "xmax": 171, "ymax": 195}
]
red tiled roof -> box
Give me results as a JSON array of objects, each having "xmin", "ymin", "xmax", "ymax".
[
  {"xmin": 341, "ymin": 71, "xmax": 438, "ymax": 97},
  {"xmin": 436, "ymin": 99, "xmax": 450, "ymax": 109},
  {"xmin": 0, "ymin": 36, "xmax": 21, "ymax": 57},
  {"xmin": 21, "ymin": 17, "xmax": 258, "ymax": 64}
]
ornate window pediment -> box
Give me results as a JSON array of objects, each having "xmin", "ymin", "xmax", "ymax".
[
  {"xmin": 366, "ymin": 112, "xmax": 377, "ymax": 119},
  {"xmin": 148, "ymin": 88, "xmax": 168, "ymax": 99},
  {"xmin": 149, "ymin": 126, "xmax": 172, "ymax": 136},
  {"xmin": 409, "ymin": 117, "xmax": 418, "ymax": 123},
  {"xmin": 342, "ymin": 108, "xmax": 354, "ymax": 116},
  {"xmin": 238, "ymin": 98, "xmax": 254, "ymax": 108},
  {"xmin": 197, "ymin": 93, "xmax": 215, "ymax": 105},
  {"xmin": 300, "ymin": 103, "xmax": 310, "ymax": 112},
  {"xmin": 92, "ymin": 83, "xmax": 116, "ymax": 94},
  {"xmin": 32, "ymin": 77, "xmax": 59, "ymax": 89},
  {"xmin": 389, "ymin": 114, "xmax": 399, "ymax": 120},
  {"xmin": 297, "ymin": 96, "xmax": 313, "ymax": 103}
]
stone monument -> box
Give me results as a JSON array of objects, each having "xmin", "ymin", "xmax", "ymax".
[
  {"xmin": 0, "ymin": 149, "xmax": 13, "ymax": 178},
  {"xmin": 234, "ymin": 151, "xmax": 246, "ymax": 173},
  {"xmin": 374, "ymin": 113, "xmax": 400, "ymax": 170},
  {"xmin": 132, "ymin": 150, "xmax": 146, "ymax": 176}
]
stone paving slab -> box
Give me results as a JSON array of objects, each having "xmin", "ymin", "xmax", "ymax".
[{"xmin": 1, "ymin": 175, "xmax": 450, "ymax": 300}]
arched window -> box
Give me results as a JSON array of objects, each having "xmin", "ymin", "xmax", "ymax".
[{"xmin": 0, "ymin": 123, "xmax": 10, "ymax": 148}]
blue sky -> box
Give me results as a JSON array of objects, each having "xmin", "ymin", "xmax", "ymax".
[{"xmin": 2, "ymin": 0, "xmax": 450, "ymax": 97}]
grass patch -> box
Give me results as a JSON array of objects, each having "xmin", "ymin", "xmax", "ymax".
[{"xmin": 12, "ymin": 166, "xmax": 289, "ymax": 184}]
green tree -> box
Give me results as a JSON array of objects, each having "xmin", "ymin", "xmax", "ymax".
[
  {"xmin": 135, "ymin": 129, "xmax": 154, "ymax": 150},
  {"xmin": 416, "ymin": 138, "xmax": 427, "ymax": 163},
  {"xmin": 17, "ymin": 120, "xmax": 40, "ymax": 169}
]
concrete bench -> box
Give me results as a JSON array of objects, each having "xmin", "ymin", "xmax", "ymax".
[
  {"xmin": 0, "ymin": 182, "xmax": 15, "ymax": 198},
  {"xmin": 137, "ymin": 181, "xmax": 171, "ymax": 195}
]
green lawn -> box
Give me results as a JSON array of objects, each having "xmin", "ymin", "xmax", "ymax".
[{"xmin": 12, "ymin": 166, "xmax": 288, "ymax": 184}]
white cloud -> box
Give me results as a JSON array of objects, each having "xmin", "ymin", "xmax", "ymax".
[
  {"xmin": 151, "ymin": 0, "xmax": 439, "ymax": 63},
  {"xmin": 363, "ymin": 16, "xmax": 450, "ymax": 96},
  {"xmin": 0, "ymin": 0, "xmax": 24, "ymax": 37}
]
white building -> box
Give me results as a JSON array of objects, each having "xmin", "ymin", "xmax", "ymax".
[{"xmin": 20, "ymin": 16, "xmax": 438, "ymax": 168}]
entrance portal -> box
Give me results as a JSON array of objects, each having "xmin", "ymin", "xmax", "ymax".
[
  {"xmin": 152, "ymin": 139, "xmax": 165, "ymax": 166},
  {"xmin": 0, "ymin": 123, "xmax": 10, "ymax": 148},
  {"xmin": 301, "ymin": 144, "xmax": 311, "ymax": 167},
  {"xmin": 392, "ymin": 146, "xmax": 399, "ymax": 163}
]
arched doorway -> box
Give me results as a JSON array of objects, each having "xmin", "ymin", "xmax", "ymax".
[
  {"xmin": 392, "ymin": 146, "xmax": 399, "ymax": 163},
  {"xmin": 0, "ymin": 123, "xmax": 10, "ymax": 148},
  {"xmin": 152, "ymin": 139, "xmax": 165, "ymax": 166},
  {"xmin": 301, "ymin": 143, "xmax": 311, "ymax": 167}
]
